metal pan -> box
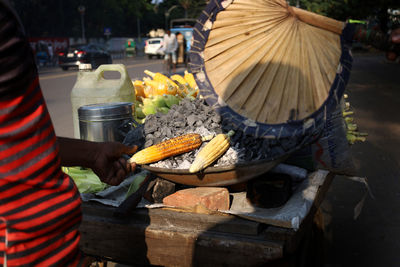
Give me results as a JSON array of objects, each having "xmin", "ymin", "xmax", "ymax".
[{"xmin": 141, "ymin": 155, "xmax": 289, "ymax": 187}]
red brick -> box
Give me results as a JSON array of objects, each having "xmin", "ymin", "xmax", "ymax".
[{"xmin": 162, "ymin": 187, "xmax": 230, "ymax": 211}]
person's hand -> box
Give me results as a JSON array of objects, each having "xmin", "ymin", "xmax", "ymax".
[{"xmin": 90, "ymin": 142, "xmax": 138, "ymax": 186}]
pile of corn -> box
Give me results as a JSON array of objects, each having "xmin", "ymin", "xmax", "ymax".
[
  {"xmin": 133, "ymin": 70, "xmax": 199, "ymax": 123},
  {"xmin": 343, "ymin": 94, "xmax": 368, "ymax": 145}
]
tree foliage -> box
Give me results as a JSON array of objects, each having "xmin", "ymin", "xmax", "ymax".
[
  {"xmin": 10, "ymin": 0, "xmax": 158, "ymax": 38},
  {"xmin": 10, "ymin": 0, "xmax": 397, "ymax": 38},
  {"xmin": 289, "ymin": 0, "xmax": 399, "ymax": 26}
]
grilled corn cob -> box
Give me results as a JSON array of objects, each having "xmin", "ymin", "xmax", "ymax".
[
  {"xmin": 189, "ymin": 130, "xmax": 235, "ymax": 173},
  {"xmin": 144, "ymin": 70, "xmax": 178, "ymax": 88},
  {"xmin": 128, "ymin": 133, "xmax": 213, "ymax": 165}
]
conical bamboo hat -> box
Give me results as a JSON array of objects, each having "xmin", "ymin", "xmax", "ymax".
[{"xmin": 189, "ymin": 0, "xmax": 353, "ymax": 140}]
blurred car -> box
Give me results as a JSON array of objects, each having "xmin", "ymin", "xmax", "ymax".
[
  {"xmin": 58, "ymin": 44, "xmax": 112, "ymax": 70},
  {"xmin": 144, "ymin": 37, "xmax": 164, "ymax": 59}
]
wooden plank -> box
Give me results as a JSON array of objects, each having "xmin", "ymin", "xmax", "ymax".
[
  {"xmin": 80, "ymin": 173, "xmax": 334, "ymax": 266},
  {"xmin": 80, "ymin": 211, "xmax": 282, "ymax": 266},
  {"xmin": 82, "ymin": 205, "xmax": 262, "ymax": 236}
]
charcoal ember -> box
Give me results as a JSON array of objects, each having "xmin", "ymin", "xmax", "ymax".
[
  {"xmin": 172, "ymin": 110, "xmax": 183, "ymax": 119},
  {"xmin": 124, "ymin": 96, "xmax": 289, "ymax": 170},
  {"xmin": 182, "ymin": 98, "xmax": 196, "ymax": 111},
  {"xmin": 194, "ymin": 120, "xmax": 203, "ymax": 127},
  {"xmin": 201, "ymin": 104, "xmax": 213, "ymax": 114},
  {"xmin": 144, "ymin": 120, "xmax": 158, "ymax": 134},
  {"xmin": 173, "ymin": 121, "xmax": 186, "ymax": 128},
  {"xmin": 161, "ymin": 127, "xmax": 172, "ymax": 138},
  {"xmin": 180, "ymin": 160, "xmax": 192, "ymax": 169},
  {"xmin": 146, "ymin": 134, "xmax": 154, "ymax": 140},
  {"xmin": 211, "ymin": 114, "xmax": 221, "ymax": 123},
  {"xmin": 186, "ymin": 114, "xmax": 198, "ymax": 126},
  {"xmin": 144, "ymin": 139, "xmax": 153, "ymax": 148},
  {"xmin": 210, "ymin": 123, "xmax": 220, "ymax": 130}
]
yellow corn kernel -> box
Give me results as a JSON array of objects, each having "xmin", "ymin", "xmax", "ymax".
[
  {"xmin": 189, "ymin": 130, "xmax": 235, "ymax": 173},
  {"xmin": 133, "ymin": 80, "xmax": 145, "ymax": 100},
  {"xmin": 144, "ymin": 80, "xmax": 176, "ymax": 96},
  {"xmin": 171, "ymin": 74, "xmax": 190, "ymax": 96},
  {"xmin": 144, "ymin": 70, "xmax": 178, "ymax": 88},
  {"xmin": 129, "ymin": 133, "xmax": 213, "ymax": 165},
  {"xmin": 184, "ymin": 70, "xmax": 199, "ymax": 97}
]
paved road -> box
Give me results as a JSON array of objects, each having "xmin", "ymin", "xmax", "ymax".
[
  {"xmin": 322, "ymin": 52, "xmax": 400, "ymax": 267},
  {"xmin": 38, "ymin": 53, "xmax": 400, "ymax": 266}
]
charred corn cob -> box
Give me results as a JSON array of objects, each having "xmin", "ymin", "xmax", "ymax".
[
  {"xmin": 128, "ymin": 133, "xmax": 213, "ymax": 165},
  {"xmin": 189, "ymin": 130, "xmax": 235, "ymax": 173},
  {"xmin": 144, "ymin": 70, "xmax": 178, "ymax": 88},
  {"xmin": 133, "ymin": 80, "xmax": 145, "ymax": 100}
]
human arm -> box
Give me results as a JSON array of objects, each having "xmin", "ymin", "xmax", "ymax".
[{"xmin": 57, "ymin": 137, "xmax": 137, "ymax": 186}]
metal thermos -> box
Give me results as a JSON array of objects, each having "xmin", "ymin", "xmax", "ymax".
[{"xmin": 78, "ymin": 102, "xmax": 134, "ymax": 142}]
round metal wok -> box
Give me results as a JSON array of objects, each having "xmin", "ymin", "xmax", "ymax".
[{"xmin": 141, "ymin": 154, "xmax": 288, "ymax": 187}]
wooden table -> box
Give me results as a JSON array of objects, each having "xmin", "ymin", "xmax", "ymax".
[{"xmin": 79, "ymin": 172, "xmax": 334, "ymax": 267}]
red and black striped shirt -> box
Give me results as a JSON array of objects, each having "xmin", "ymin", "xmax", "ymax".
[{"xmin": 0, "ymin": 2, "xmax": 82, "ymax": 266}]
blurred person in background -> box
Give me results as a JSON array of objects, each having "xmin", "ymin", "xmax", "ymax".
[
  {"xmin": 162, "ymin": 30, "xmax": 178, "ymax": 73},
  {"xmin": 176, "ymin": 32, "xmax": 186, "ymax": 65},
  {"xmin": 0, "ymin": 1, "xmax": 137, "ymax": 265}
]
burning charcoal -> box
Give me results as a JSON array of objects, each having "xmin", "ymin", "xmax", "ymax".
[
  {"xmin": 146, "ymin": 134, "xmax": 154, "ymax": 140},
  {"xmin": 173, "ymin": 121, "xmax": 186, "ymax": 128},
  {"xmin": 194, "ymin": 120, "xmax": 203, "ymax": 127},
  {"xmin": 144, "ymin": 139, "xmax": 153, "ymax": 148},
  {"xmin": 172, "ymin": 111, "xmax": 182, "ymax": 119},
  {"xmin": 125, "ymin": 94, "xmax": 289, "ymax": 169},
  {"xmin": 211, "ymin": 114, "xmax": 221, "ymax": 123},
  {"xmin": 144, "ymin": 121, "xmax": 158, "ymax": 135},
  {"xmin": 180, "ymin": 160, "xmax": 191, "ymax": 169},
  {"xmin": 210, "ymin": 123, "xmax": 220, "ymax": 130},
  {"xmin": 186, "ymin": 114, "xmax": 198, "ymax": 126},
  {"xmin": 162, "ymin": 127, "xmax": 172, "ymax": 138}
]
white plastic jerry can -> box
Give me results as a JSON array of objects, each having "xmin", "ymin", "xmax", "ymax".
[{"xmin": 71, "ymin": 64, "xmax": 135, "ymax": 138}]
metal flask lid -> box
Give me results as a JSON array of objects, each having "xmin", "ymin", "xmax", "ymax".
[{"xmin": 78, "ymin": 102, "xmax": 133, "ymax": 121}]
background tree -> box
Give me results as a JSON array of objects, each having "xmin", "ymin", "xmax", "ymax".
[{"xmin": 288, "ymin": 0, "xmax": 399, "ymax": 31}]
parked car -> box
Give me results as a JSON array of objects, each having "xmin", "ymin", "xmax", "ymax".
[
  {"xmin": 58, "ymin": 43, "xmax": 112, "ymax": 70},
  {"xmin": 144, "ymin": 37, "xmax": 164, "ymax": 59}
]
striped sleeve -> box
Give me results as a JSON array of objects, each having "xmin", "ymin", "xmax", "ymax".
[{"xmin": 0, "ymin": 2, "xmax": 83, "ymax": 266}]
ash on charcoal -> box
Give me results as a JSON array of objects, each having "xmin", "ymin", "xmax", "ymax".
[{"xmin": 123, "ymin": 98, "xmax": 284, "ymax": 169}]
